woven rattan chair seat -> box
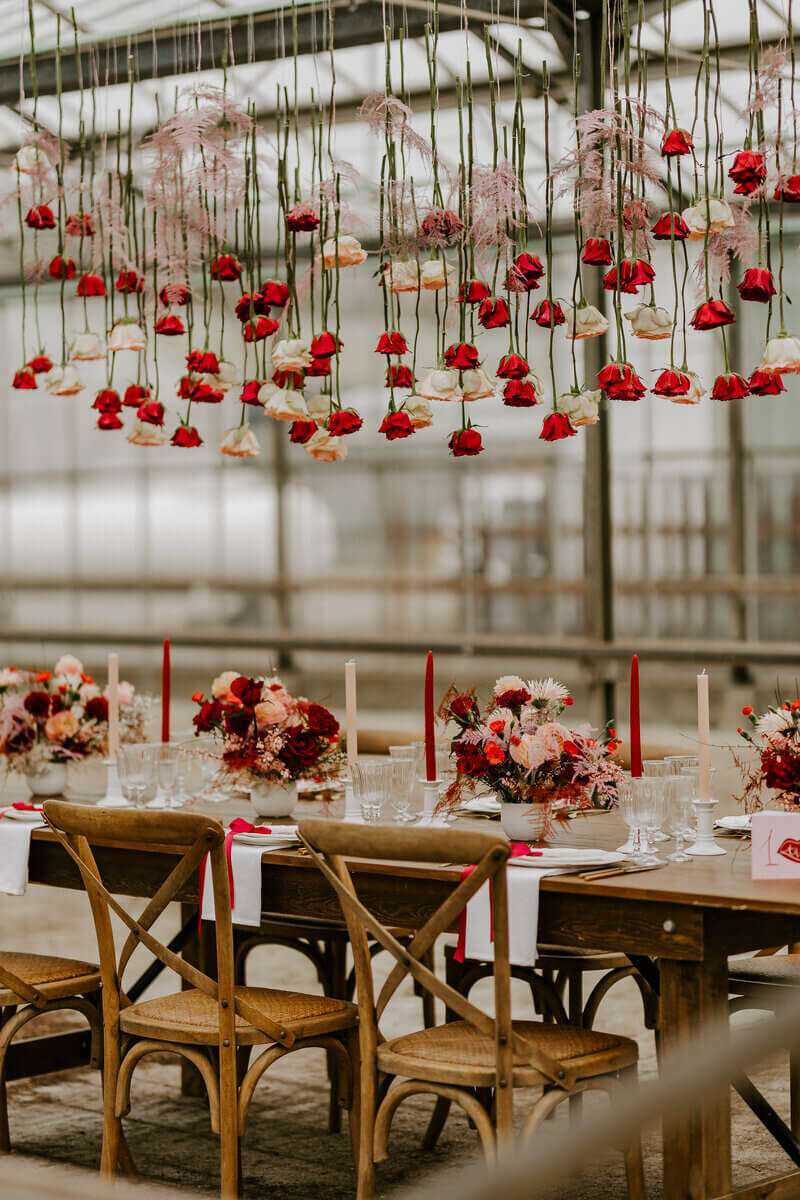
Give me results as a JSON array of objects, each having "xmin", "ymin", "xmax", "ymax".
[
  {"xmin": 377, "ymin": 1019, "xmax": 638, "ymax": 1088},
  {"xmin": 0, "ymin": 951, "xmax": 101, "ymax": 1005},
  {"xmin": 120, "ymin": 985, "xmax": 358, "ymax": 1046},
  {"xmin": 729, "ymin": 953, "xmax": 800, "ymax": 989}
]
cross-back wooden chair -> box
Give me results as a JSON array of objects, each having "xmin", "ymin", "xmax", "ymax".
[
  {"xmin": 299, "ymin": 819, "xmax": 645, "ymax": 1200},
  {"xmin": 43, "ymin": 802, "xmax": 360, "ymax": 1198}
]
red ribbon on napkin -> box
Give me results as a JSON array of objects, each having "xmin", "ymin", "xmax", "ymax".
[
  {"xmin": 454, "ymin": 842, "xmax": 541, "ymax": 963},
  {"xmin": 0, "ymin": 802, "xmax": 43, "ymax": 820},
  {"xmin": 197, "ymin": 818, "xmax": 272, "ymax": 927}
]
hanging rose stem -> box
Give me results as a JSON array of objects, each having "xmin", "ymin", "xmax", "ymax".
[
  {"xmin": 15, "ymin": 170, "xmax": 27, "ymax": 362},
  {"xmin": 409, "ymin": 178, "xmax": 422, "ymax": 385},
  {"xmin": 777, "ymin": 78, "xmax": 786, "ymax": 334},
  {"xmin": 543, "ymin": 62, "xmax": 559, "ymax": 412},
  {"xmin": 456, "ymin": 79, "xmax": 467, "ymax": 344},
  {"xmin": 55, "ymin": 16, "xmax": 67, "ymax": 365},
  {"xmin": 569, "ymin": 40, "xmax": 583, "ymax": 390},
  {"xmin": 662, "ymin": 0, "xmax": 680, "ymax": 371},
  {"xmin": 72, "ymin": 11, "xmax": 90, "ymax": 331},
  {"xmin": 790, "ymin": 0, "xmax": 797, "ymax": 176},
  {"xmin": 482, "ymin": 28, "xmax": 502, "ymax": 297},
  {"xmin": 151, "ymin": 212, "xmax": 161, "ymax": 400},
  {"xmin": 308, "ymin": 90, "xmax": 317, "ymax": 335},
  {"xmin": 609, "ymin": 22, "xmax": 627, "ymax": 363},
  {"xmin": 333, "ymin": 172, "xmax": 343, "ymax": 413},
  {"xmin": 250, "ymin": 110, "xmax": 266, "ymax": 377}
]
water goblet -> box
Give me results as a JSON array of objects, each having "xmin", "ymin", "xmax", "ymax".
[
  {"xmin": 666, "ymin": 774, "xmax": 693, "ymax": 862},
  {"xmin": 642, "ymin": 761, "xmax": 672, "ymax": 840},
  {"xmin": 664, "ymin": 755, "xmax": 700, "ymax": 775},
  {"xmin": 616, "ymin": 775, "xmax": 646, "ymax": 859},
  {"xmin": 639, "ymin": 777, "xmax": 668, "ymax": 864},
  {"xmin": 352, "ymin": 757, "xmax": 392, "ymax": 824},
  {"xmin": 190, "ymin": 735, "xmax": 224, "ymax": 803},
  {"xmin": 387, "ymin": 753, "xmax": 416, "ymax": 824},
  {"xmin": 152, "ymin": 742, "xmax": 180, "ymax": 808},
  {"xmin": 117, "ymin": 743, "xmax": 158, "ymax": 809}
]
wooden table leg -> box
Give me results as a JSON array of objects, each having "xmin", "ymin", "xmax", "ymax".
[{"xmin": 660, "ymin": 956, "xmax": 732, "ymax": 1200}]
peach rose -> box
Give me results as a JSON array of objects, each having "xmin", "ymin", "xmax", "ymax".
[
  {"xmin": 420, "ymin": 259, "xmax": 453, "ymax": 290},
  {"xmin": 417, "ymin": 368, "xmax": 462, "ymax": 403},
  {"xmin": 128, "ymin": 422, "xmax": 166, "ymax": 447},
  {"xmin": 45, "ymin": 710, "xmax": 79, "ymax": 742},
  {"xmin": 404, "ymin": 395, "xmax": 434, "ymax": 429},
  {"xmin": 14, "ymin": 144, "xmax": 51, "ymax": 174},
  {"xmin": 670, "ymin": 370, "xmax": 706, "ymax": 405},
  {"xmin": 305, "ymin": 429, "xmax": 348, "ymax": 462},
  {"xmin": 108, "ymin": 321, "xmax": 146, "ymax": 352},
  {"xmin": 681, "ymin": 196, "xmax": 735, "ymax": 238},
  {"xmin": 220, "ymin": 425, "xmax": 260, "ymax": 458},
  {"xmin": 55, "ymin": 655, "xmax": 83, "ymax": 677},
  {"xmin": 559, "ymin": 386, "xmax": 600, "ymax": 426},
  {"xmin": 625, "ymin": 304, "xmax": 672, "ymax": 340},
  {"xmin": 760, "ymin": 335, "xmax": 800, "ymax": 374},
  {"xmin": 563, "ymin": 303, "xmax": 609, "ymax": 340},
  {"xmin": 254, "ymin": 693, "xmax": 289, "ymax": 728},
  {"xmin": 461, "ymin": 366, "xmax": 495, "ymax": 401},
  {"xmin": 260, "ymin": 385, "xmax": 310, "ymax": 422},
  {"xmin": 69, "ymin": 332, "xmax": 106, "ymax": 361},
  {"xmin": 211, "ymin": 671, "xmax": 240, "ymax": 701},
  {"xmin": 306, "ymin": 392, "xmax": 332, "ymax": 423},
  {"xmin": 387, "ymin": 260, "xmax": 420, "ymax": 292},
  {"xmin": 322, "ymin": 235, "xmax": 367, "ymax": 269},
  {"xmin": 271, "ymin": 339, "xmax": 313, "ymax": 374},
  {"xmin": 45, "ymin": 365, "xmax": 85, "ymax": 396}
]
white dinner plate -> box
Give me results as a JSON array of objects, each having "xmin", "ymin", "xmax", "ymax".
[
  {"xmin": 714, "ymin": 814, "xmax": 751, "ymax": 831},
  {"xmin": 1, "ymin": 806, "xmax": 44, "ymax": 822},
  {"xmin": 509, "ymin": 848, "xmax": 626, "ymax": 869},
  {"xmin": 459, "ymin": 796, "xmax": 501, "ymax": 815}
]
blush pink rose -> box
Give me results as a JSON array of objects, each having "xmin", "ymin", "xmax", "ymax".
[{"xmin": 44, "ymin": 710, "xmax": 79, "ymax": 742}]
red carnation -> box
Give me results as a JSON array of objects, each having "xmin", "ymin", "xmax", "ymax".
[
  {"xmin": 260, "ymin": 280, "xmax": 290, "ymax": 307},
  {"xmin": 540, "ymin": 411, "xmax": 578, "ymax": 441},
  {"xmin": 159, "ymin": 283, "xmax": 189, "ymax": 306},
  {"xmin": 532, "ymin": 299, "xmax": 565, "ymax": 327},
  {"xmin": 65, "ymin": 212, "xmax": 95, "ymax": 237},
  {"xmin": 690, "ymin": 299, "xmax": 735, "ymax": 331},
  {"xmin": 154, "ymin": 314, "xmax": 186, "ymax": 336},
  {"xmin": 25, "ymin": 204, "xmax": 56, "ymax": 230},
  {"xmin": 711, "ymin": 372, "xmax": 750, "ymax": 401},
  {"xmin": 93, "ymin": 388, "xmax": 122, "ymax": 413},
  {"xmin": 84, "ymin": 695, "xmax": 109, "ymax": 722},
  {"xmin": 506, "ymin": 252, "xmax": 544, "ymax": 292},
  {"xmin": 289, "ymin": 419, "xmax": 318, "ymax": 445},
  {"xmin": 652, "ymin": 369, "xmax": 690, "ymax": 398},
  {"xmin": 77, "ymin": 273, "xmax": 106, "ymax": 297},
  {"xmin": 273, "ymin": 368, "xmax": 304, "ymax": 389},
  {"xmin": 478, "ymin": 296, "xmax": 510, "ymax": 329},
  {"xmin": 286, "ymin": 203, "xmax": 320, "ymax": 232},
  {"xmin": 737, "ymin": 268, "xmax": 776, "ymax": 304},
  {"xmin": 171, "ymin": 424, "xmax": 203, "ymax": 448},
  {"xmin": 603, "ymin": 258, "xmax": 655, "ymax": 293},
  {"xmin": 327, "ymin": 408, "xmax": 363, "ymax": 436},
  {"xmin": 243, "ymin": 316, "xmax": 279, "ymax": 342},
  {"xmin": 24, "ymin": 691, "xmax": 52, "ymax": 719},
  {"xmin": 749, "ymin": 369, "xmax": 786, "ymax": 395},
  {"xmin": 419, "ymin": 208, "xmax": 464, "ymax": 245},
  {"xmin": 240, "ymin": 380, "xmax": 262, "ymax": 406},
  {"xmin": 449, "ymin": 428, "xmax": 483, "ymax": 457},
  {"xmin": 48, "ymin": 256, "xmax": 76, "ymax": 281},
  {"xmin": 190, "ymin": 382, "xmax": 224, "ymax": 404},
  {"xmin": 123, "ymin": 384, "xmax": 150, "ymax": 408},
  {"xmin": 386, "ymin": 364, "xmax": 414, "ymax": 389},
  {"xmin": 503, "ymin": 379, "xmax": 538, "ymax": 406},
  {"xmin": 12, "ymin": 368, "xmax": 36, "ymax": 389},
  {"xmin": 137, "ymin": 400, "xmax": 165, "ymax": 425},
  {"xmin": 582, "ymin": 237, "xmax": 613, "ymax": 265},
  {"xmin": 186, "ymin": 349, "xmax": 220, "ymax": 373},
  {"xmin": 27, "ymin": 355, "xmax": 52, "ymax": 373},
  {"xmin": 458, "ymin": 279, "xmax": 491, "ymax": 304},
  {"xmin": 379, "ymin": 411, "xmax": 415, "ymax": 440},
  {"xmin": 115, "ymin": 268, "xmax": 144, "ymax": 294},
  {"xmin": 775, "ymin": 175, "xmax": 800, "ymax": 203},
  {"xmin": 210, "ymin": 253, "xmax": 242, "ymax": 281},
  {"xmin": 310, "ymin": 331, "xmax": 342, "ymax": 358},
  {"xmin": 652, "ymin": 213, "xmax": 689, "ymax": 240},
  {"xmin": 444, "ymin": 342, "xmax": 479, "ymax": 370},
  {"xmin": 376, "ymin": 331, "xmax": 408, "ymax": 355},
  {"xmin": 305, "ymin": 359, "xmax": 330, "ymax": 377},
  {"xmin": 496, "ymin": 353, "xmax": 529, "ymax": 380},
  {"xmin": 729, "ymin": 150, "xmax": 767, "ymax": 195},
  {"xmin": 97, "ymin": 412, "xmax": 123, "ymax": 431},
  {"xmin": 661, "ymin": 128, "xmax": 694, "ymax": 157}
]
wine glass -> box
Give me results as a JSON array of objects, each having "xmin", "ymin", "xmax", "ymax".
[
  {"xmin": 616, "ymin": 774, "xmax": 647, "ymax": 859},
  {"xmin": 351, "ymin": 757, "xmax": 391, "ymax": 823},
  {"xmin": 388, "ymin": 750, "xmax": 416, "ymax": 824},
  {"xmin": 636, "ymin": 777, "xmax": 668, "ymax": 865},
  {"xmin": 189, "ymin": 735, "xmax": 224, "ymax": 803},
  {"xmin": 117, "ymin": 744, "xmax": 158, "ymax": 809},
  {"xmin": 666, "ymin": 774, "xmax": 693, "ymax": 862},
  {"xmin": 642, "ymin": 760, "xmax": 672, "ymax": 841},
  {"xmin": 153, "ymin": 743, "xmax": 180, "ymax": 809}
]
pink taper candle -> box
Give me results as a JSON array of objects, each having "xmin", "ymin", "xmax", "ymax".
[{"xmin": 424, "ymin": 651, "xmax": 436, "ymax": 782}]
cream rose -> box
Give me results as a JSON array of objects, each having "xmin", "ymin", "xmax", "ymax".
[
  {"xmin": 387, "ymin": 259, "xmax": 420, "ymax": 292},
  {"xmin": 625, "ymin": 304, "xmax": 673, "ymax": 340},
  {"xmin": 212, "ymin": 360, "xmax": 241, "ymax": 392},
  {"xmin": 670, "ymin": 370, "xmax": 706, "ymax": 405},
  {"xmin": 220, "ymin": 425, "xmax": 260, "ymax": 458},
  {"xmin": 461, "ymin": 366, "xmax": 496, "ymax": 401},
  {"xmin": 69, "ymin": 332, "xmax": 106, "ymax": 361},
  {"xmin": 404, "ymin": 395, "xmax": 434, "ymax": 429},
  {"xmin": 45, "ymin": 365, "xmax": 85, "ymax": 395},
  {"xmin": 681, "ymin": 196, "xmax": 735, "ymax": 238},
  {"xmin": 259, "ymin": 385, "xmax": 310, "ymax": 422},
  {"xmin": 254, "ymin": 693, "xmax": 289, "ymax": 729},
  {"xmin": 417, "ymin": 368, "xmax": 463, "ymax": 403},
  {"xmin": 559, "ymin": 386, "xmax": 601, "ymax": 426},
  {"xmin": 306, "ymin": 392, "xmax": 333, "ymax": 423},
  {"xmin": 759, "ymin": 335, "xmax": 800, "ymax": 374},
  {"xmin": 271, "ymin": 338, "xmax": 312, "ymax": 374},
  {"xmin": 420, "ymin": 259, "xmax": 453, "ymax": 290},
  {"xmin": 14, "ymin": 145, "xmax": 51, "ymax": 174},
  {"xmin": 55, "ymin": 655, "xmax": 83, "ymax": 677},
  {"xmin": 44, "ymin": 710, "xmax": 79, "ymax": 743},
  {"xmin": 211, "ymin": 671, "xmax": 240, "ymax": 702},
  {"xmin": 305, "ymin": 429, "xmax": 348, "ymax": 462},
  {"xmin": 128, "ymin": 422, "xmax": 166, "ymax": 447},
  {"xmin": 322, "ymin": 235, "xmax": 367, "ymax": 269},
  {"xmin": 563, "ymin": 303, "xmax": 609, "ymax": 340},
  {"xmin": 108, "ymin": 322, "xmax": 146, "ymax": 352}
]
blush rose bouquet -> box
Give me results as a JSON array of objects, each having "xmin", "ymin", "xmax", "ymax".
[
  {"xmin": 191, "ymin": 673, "xmax": 342, "ymax": 786},
  {"xmin": 439, "ymin": 675, "xmax": 623, "ymax": 817},
  {"xmin": 737, "ymin": 700, "xmax": 800, "ymax": 811}
]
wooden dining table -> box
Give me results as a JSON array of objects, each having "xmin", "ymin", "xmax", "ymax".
[{"xmin": 14, "ymin": 799, "xmax": 800, "ymax": 1200}]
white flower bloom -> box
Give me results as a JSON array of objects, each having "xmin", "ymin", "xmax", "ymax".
[
  {"xmin": 0, "ymin": 668, "xmax": 21, "ymax": 687},
  {"xmin": 322, "ymin": 235, "xmax": 367, "ymax": 269},
  {"xmin": 45, "ymin": 365, "xmax": 84, "ymax": 395},
  {"xmin": 387, "ymin": 259, "xmax": 420, "ymax": 292},
  {"xmin": 559, "ymin": 387, "xmax": 600, "ymax": 427},
  {"xmin": 405, "ymin": 394, "xmax": 434, "ymax": 429},
  {"xmin": 108, "ymin": 322, "xmax": 146, "ymax": 352},
  {"xmin": 69, "ymin": 332, "xmax": 106, "ymax": 361},
  {"xmin": 417, "ymin": 368, "xmax": 463, "ymax": 403},
  {"xmin": 670, "ymin": 370, "xmax": 706, "ymax": 405},
  {"xmin": 527, "ymin": 678, "xmax": 570, "ymax": 703},
  {"xmin": 212, "ymin": 671, "xmax": 240, "ymax": 700},
  {"xmin": 757, "ymin": 710, "xmax": 794, "ymax": 738},
  {"xmin": 306, "ymin": 392, "xmax": 333, "ymax": 423},
  {"xmin": 494, "ymin": 675, "xmax": 527, "ymax": 696},
  {"xmin": 305, "ymin": 429, "xmax": 348, "ymax": 462},
  {"xmin": 563, "ymin": 303, "xmax": 608, "ymax": 340},
  {"xmin": 682, "ymin": 196, "xmax": 735, "ymax": 238},
  {"xmin": 127, "ymin": 421, "xmax": 166, "ymax": 447},
  {"xmin": 220, "ymin": 424, "xmax": 260, "ymax": 458},
  {"xmin": 260, "ymin": 384, "xmax": 309, "ymax": 422},
  {"xmin": 625, "ymin": 304, "xmax": 673, "ymax": 340},
  {"xmin": 420, "ymin": 259, "xmax": 453, "ymax": 290},
  {"xmin": 14, "ymin": 144, "xmax": 51, "ymax": 174},
  {"xmin": 461, "ymin": 366, "xmax": 496, "ymax": 401},
  {"xmin": 212, "ymin": 360, "xmax": 241, "ymax": 392},
  {"xmin": 759, "ymin": 335, "xmax": 800, "ymax": 374},
  {"xmin": 55, "ymin": 655, "xmax": 83, "ymax": 676},
  {"xmin": 272, "ymin": 338, "xmax": 312, "ymax": 374}
]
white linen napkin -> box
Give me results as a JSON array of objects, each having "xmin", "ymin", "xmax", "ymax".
[
  {"xmin": 200, "ymin": 833, "xmax": 298, "ymax": 928},
  {"xmin": 461, "ymin": 866, "xmax": 570, "ymax": 967},
  {"xmin": 0, "ymin": 811, "xmax": 46, "ymax": 896}
]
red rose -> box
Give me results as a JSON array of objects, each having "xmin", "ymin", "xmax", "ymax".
[
  {"xmin": 97, "ymin": 412, "xmax": 123, "ymax": 431},
  {"xmin": 661, "ymin": 128, "xmax": 694, "ymax": 157},
  {"xmin": 306, "ymin": 703, "xmax": 339, "ymax": 736},
  {"xmin": 729, "ymin": 150, "xmax": 766, "ymax": 195},
  {"xmin": 478, "ymin": 296, "xmax": 510, "ymax": 329},
  {"xmin": 690, "ymin": 299, "xmax": 735, "ymax": 331},
  {"xmin": 652, "ymin": 369, "xmax": 690, "ymax": 398},
  {"xmin": 775, "ymin": 175, "xmax": 800, "ymax": 203},
  {"xmin": 25, "ymin": 204, "xmax": 56, "ymax": 230},
  {"xmin": 193, "ymin": 699, "xmax": 222, "ymax": 733},
  {"xmin": 531, "ymin": 299, "xmax": 565, "ymax": 327},
  {"xmin": 137, "ymin": 400, "xmax": 165, "ymax": 425},
  {"xmin": 310, "ymin": 332, "xmax": 342, "ymax": 358},
  {"xmin": 506, "ymin": 252, "xmax": 545, "ymax": 292},
  {"xmin": 115, "ymin": 269, "xmax": 144, "ymax": 294},
  {"xmin": 260, "ymin": 280, "xmax": 290, "ymax": 307},
  {"xmin": 598, "ymin": 362, "xmax": 646, "ymax": 401},
  {"xmin": 603, "ymin": 258, "xmax": 655, "ymax": 293},
  {"xmin": 281, "ymin": 726, "xmax": 322, "ymax": 764},
  {"xmin": 495, "ymin": 688, "xmax": 530, "ymax": 707},
  {"xmin": 376, "ymin": 331, "xmax": 408, "ymax": 355},
  {"xmin": 5, "ymin": 724, "xmax": 34, "ymax": 755},
  {"xmin": 749, "ymin": 369, "xmax": 786, "ymax": 395},
  {"xmin": 737, "ymin": 268, "xmax": 776, "ymax": 304},
  {"xmin": 419, "ymin": 208, "xmax": 464, "ymax": 245},
  {"xmin": 24, "ymin": 691, "xmax": 51, "ymax": 719},
  {"xmin": 582, "ymin": 237, "xmax": 613, "ymax": 265},
  {"xmin": 230, "ymin": 676, "xmax": 262, "ymax": 708},
  {"xmin": 385, "ymin": 364, "xmax": 414, "ymax": 388},
  {"xmin": 652, "ymin": 214, "xmax": 689, "ymax": 240},
  {"xmin": 503, "ymin": 379, "xmax": 538, "ymax": 407},
  {"xmin": 159, "ymin": 283, "xmax": 189, "ymax": 306},
  {"xmin": 540, "ymin": 412, "xmax": 578, "ymax": 441},
  {"xmin": 50, "ymin": 694, "xmax": 64, "ymax": 715},
  {"xmin": 225, "ymin": 706, "xmax": 254, "ymax": 737},
  {"xmin": 458, "ymin": 279, "xmax": 491, "ymax": 304},
  {"xmin": 240, "ymin": 380, "xmax": 263, "ymax": 406},
  {"xmin": 455, "ymin": 743, "xmax": 489, "ymax": 777},
  {"xmin": 243, "ymin": 317, "xmax": 279, "ymax": 342},
  {"xmin": 451, "ymin": 694, "xmax": 477, "ymax": 720},
  {"xmin": 449, "ymin": 428, "xmax": 483, "ymax": 457},
  {"xmin": 305, "ymin": 359, "xmax": 331, "ymax": 377},
  {"xmin": 210, "ymin": 254, "xmax": 242, "ymax": 281},
  {"xmin": 496, "ymin": 353, "xmax": 529, "ymax": 380},
  {"xmin": 327, "ymin": 408, "xmax": 363, "ymax": 436},
  {"xmin": 77, "ymin": 273, "xmax": 107, "ymax": 297},
  {"xmin": 190, "ymin": 382, "xmax": 224, "ymax": 404},
  {"xmin": 123, "ymin": 384, "xmax": 150, "ymax": 407},
  {"xmin": 65, "ymin": 212, "xmax": 95, "ymax": 237},
  {"xmin": 711, "ymin": 373, "xmax": 750, "ymax": 401},
  {"xmin": 272, "ymin": 368, "xmax": 305, "ymax": 389},
  {"xmin": 48, "ymin": 256, "xmax": 76, "ymax": 281},
  {"xmin": 763, "ymin": 747, "xmax": 800, "ymax": 792},
  {"xmin": 171, "ymin": 424, "xmax": 203, "ymax": 448},
  {"xmin": 84, "ymin": 696, "xmax": 109, "ymax": 722},
  {"xmin": 27, "ymin": 355, "xmax": 53, "ymax": 373},
  {"xmin": 186, "ymin": 349, "xmax": 220, "ymax": 373},
  {"xmin": 379, "ymin": 411, "xmax": 415, "ymax": 440},
  {"xmin": 290, "ymin": 419, "xmax": 318, "ymax": 445},
  {"xmin": 93, "ymin": 388, "xmax": 122, "ymax": 413},
  {"xmin": 286, "ymin": 203, "xmax": 320, "ymax": 232},
  {"xmin": 154, "ymin": 314, "xmax": 186, "ymax": 336},
  {"xmin": 444, "ymin": 342, "xmax": 479, "ymax": 369},
  {"xmin": 235, "ymin": 293, "xmax": 270, "ymax": 322},
  {"xmin": 12, "ymin": 369, "xmax": 36, "ymax": 390}
]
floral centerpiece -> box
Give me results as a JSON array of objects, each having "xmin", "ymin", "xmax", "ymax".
[
  {"xmin": 737, "ymin": 699, "xmax": 800, "ymax": 812},
  {"xmin": 191, "ymin": 672, "xmax": 342, "ymax": 816},
  {"xmin": 439, "ymin": 675, "xmax": 623, "ymax": 840},
  {"xmin": 0, "ymin": 655, "xmax": 150, "ymax": 795}
]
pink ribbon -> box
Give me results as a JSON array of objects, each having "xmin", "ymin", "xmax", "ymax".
[
  {"xmin": 454, "ymin": 842, "xmax": 541, "ymax": 963},
  {"xmin": 197, "ymin": 818, "xmax": 271, "ymax": 927}
]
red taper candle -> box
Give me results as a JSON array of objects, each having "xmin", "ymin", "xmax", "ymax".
[
  {"xmin": 161, "ymin": 638, "xmax": 171, "ymax": 744},
  {"xmin": 629, "ymin": 654, "xmax": 642, "ymax": 777},
  {"xmin": 424, "ymin": 650, "xmax": 436, "ymax": 781}
]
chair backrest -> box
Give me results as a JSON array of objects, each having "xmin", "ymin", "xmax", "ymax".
[
  {"xmin": 42, "ymin": 801, "xmax": 297, "ymax": 1048},
  {"xmin": 298, "ymin": 819, "xmax": 575, "ymax": 1088}
]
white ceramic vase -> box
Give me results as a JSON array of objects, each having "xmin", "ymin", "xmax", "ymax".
[
  {"xmin": 25, "ymin": 762, "xmax": 68, "ymax": 798},
  {"xmin": 249, "ymin": 780, "xmax": 297, "ymax": 818},
  {"xmin": 500, "ymin": 799, "xmax": 552, "ymax": 842}
]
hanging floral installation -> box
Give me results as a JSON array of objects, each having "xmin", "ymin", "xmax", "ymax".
[{"xmin": 6, "ymin": 0, "xmax": 799, "ymax": 460}]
